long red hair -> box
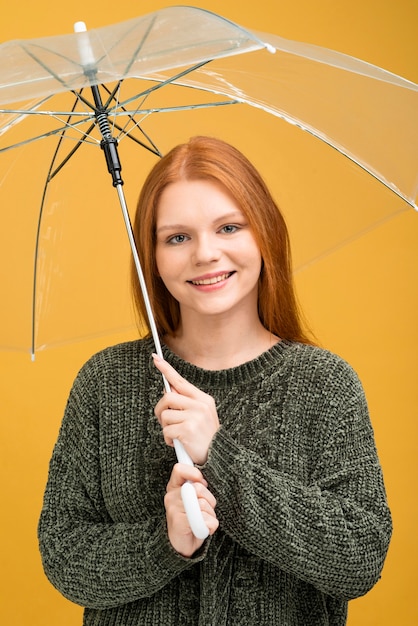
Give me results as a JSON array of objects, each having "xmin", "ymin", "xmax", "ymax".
[{"xmin": 131, "ymin": 136, "xmax": 312, "ymax": 344}]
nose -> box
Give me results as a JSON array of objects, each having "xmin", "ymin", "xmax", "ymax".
[{"xmin": 192, "ymin": 233, "xmax": 221, "ymax": 266}]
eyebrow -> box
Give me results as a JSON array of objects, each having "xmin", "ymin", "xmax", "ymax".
[
  {"xmin": 156, "ymin": 223, "xmax": 186, "ymax": 235},
  {"xmin": 156, "ymin": 211, "xmax": 245, "ymax": 235}
]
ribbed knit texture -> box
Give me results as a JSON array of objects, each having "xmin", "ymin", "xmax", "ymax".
[{"xmin": 38, "ymin": 338, "xmax": 392, "ymax": 625}]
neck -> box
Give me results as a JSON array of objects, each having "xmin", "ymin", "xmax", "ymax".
[{"xmin": 163, "ymin": 311, "xmax": 280, "ymax": 370}]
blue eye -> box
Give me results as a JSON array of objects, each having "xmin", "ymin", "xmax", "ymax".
[
  {"xmin": 167, "ymin": 234, "xmax": 189, "ymax": 245},
  {"xmin": 221, "ymin": 224, "xmax": 239, "ymax": 234}
]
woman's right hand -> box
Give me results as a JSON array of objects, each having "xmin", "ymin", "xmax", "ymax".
[{"xmin": 164, "ymin": 463, "xmax": 219, "ymax": 557}]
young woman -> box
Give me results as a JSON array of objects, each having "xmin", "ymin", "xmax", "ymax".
[{"xmin": 38, "ymin": 136, "xmax": 392, "ymax": 625}]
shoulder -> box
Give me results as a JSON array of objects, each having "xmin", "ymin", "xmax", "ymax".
[
  {"xmin": 281, "ymin": 341, "xmax": 365, "ymax": 400},
  {"xmin": 276, "ymin": 344, "xmax": 373, "ymax": 449},
  {"xmin": 283, "ymin": 341, "xmax": 359, "ymax": 375},
  {"xmin": 74, "ymin": 336, "xmax": 155, "ymax": 384}
]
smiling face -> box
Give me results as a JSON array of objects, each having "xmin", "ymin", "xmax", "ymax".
[{"xmin": 155, "ymin": 179, "xmax": 263, "ymax": 326}]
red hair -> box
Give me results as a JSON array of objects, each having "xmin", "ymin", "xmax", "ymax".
[{"xmin": 131, "ymin": 136, "xmax": 312, "ymax": 344}]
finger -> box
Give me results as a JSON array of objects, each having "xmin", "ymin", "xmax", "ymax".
[
  {"xmin": 161, "ymin": 423, "xmax": 178, "ymax": 447},
  {"xmin": 166, "ymin": 463, "xmax": 207, "ymax": 490},
  {"xmin": 203, "ymin": 513, "xmax": 219, "ymax": 535},
  {"xmin": 164, "ymin": 482, "xmax": 215, "ymax": 513},
  {"xmin": 194, "ymin": 482, "xmax": 217, "ymax": 510},
  {"xmin": 154, "ymin": 393, "xmax": 194, "ymax": 421},
  {"xmin": 152, "ymin": 354, "xmax": 200, "ymax": 397},
  {"xmin": 196, "ymin": 496, "xmax": 219, "ymax": 535},
  {"xmin": 161, "ymin": 423, "xmax": 200, "ymax": 452},
  {"xmin": 165, "ymin": 483, "xmax": 218, "ymax": 535}
]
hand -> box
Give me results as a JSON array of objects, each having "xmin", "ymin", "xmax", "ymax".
[
  {"xmin": 165, "ymin": 463, "xmax": 219, "ymax": 556},
  {"xmin": 153, "ymin": 354, "xmax": 220, "ymax": 465}
]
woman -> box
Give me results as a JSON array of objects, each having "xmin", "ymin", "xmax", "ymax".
[{"xmin": 38, "ymin": 136, "xmax": 392, "ymax": 625}]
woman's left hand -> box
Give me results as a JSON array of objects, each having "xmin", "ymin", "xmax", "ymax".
[{"xmin": 153, "ymin": 354, "xmax": 220, "ymax": 465}]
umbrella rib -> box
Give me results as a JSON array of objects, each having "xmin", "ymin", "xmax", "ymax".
[
  {"xmin": 120, "ymin": 13, "xmax": 158, "ymax": 77},
  {"xmin": 111, "ymin": 119, "xmax": 162, "ymax": 157},
  {"xmin": 20, "ymin": 43, "xmax": 88, "ymax": 93},
  {"xmin": 46, "ymin": 87, "xmax": 112, "ymax": 179},
  {"xmin": 68, "ymin": 88, "xmax": 98, "ymax": 112},
  {"xmin": 93, "ymin": 13, "xmax": 158, "ymax": 77},
  {"xmin": 20, "ymin": 11, "xmax": 158, "ymax": 106},
  {"xmin": 24, "ymin": 16, "xmax": 152, "ymax": 75},
  {"xmin": 99, "ymin": 81, "xmax": 161, "ymax": 156},
  {"xmin": 1, "ymin": 56, "xmax": 228, "ymax": 155},
  {"xmin": 30, "ymin": 91, "xmax": 104, "ymax": 354},
  {"xmin": 109, "ymin": 59, "xmax": 214, "ymax": 113},
  {"xmin": 296, "ymin": 122, "xmax": 418, "ymax": 211},
  {"xmin": 67, "ymin": 81, "xmax": 162, "ymax": 157},
  {"xmin": 31, "ymin": 123, "xmax": 76, "ymax": 356},
  {"xmin": 104, "ymin": 58, "xmax": 230, "ymax": 151},
  {"xmin": 294, "ymin": 205, "xmax": 409, "ymax": 274},
  {"xmin": 126, "ymin": 100, "xmax": 241, "ymax": 114},
  {"xmin": 0, "ymin": 107, "xmax": 94, "ymax": 118},
  {"xmin": 0, "ymin": 115, "xmax": 96, "ymax": 153},
  {"xmin": 48, "ymin": 123, "xmax": 95, "ymax": 180}
]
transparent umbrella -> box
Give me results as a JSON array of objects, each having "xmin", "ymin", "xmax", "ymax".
[
  {"xmin": 0, "ymin": 5, "xmax": 416, "ymax": 537},
  {"xmin": 0, "ymin": 5, "xmax": 416, "ymax": 357}
]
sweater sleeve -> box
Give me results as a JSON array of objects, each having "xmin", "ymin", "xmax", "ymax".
[
  {"xmin": 202, "ymin": 358, "xmax": 392, "ymax": 600},
  {"xmin": 38, "ymin": 360, "xmax": 207, "ymax": 610}
]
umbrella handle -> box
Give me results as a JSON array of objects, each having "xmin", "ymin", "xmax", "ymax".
[{"xmin": 173, "ymin": 439, "xmax": 210, "ymax": 540}]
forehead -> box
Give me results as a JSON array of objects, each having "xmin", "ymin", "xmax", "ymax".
[{"xmin": 156, "ymin": 179, "xmax": 243, "ymax": 224}]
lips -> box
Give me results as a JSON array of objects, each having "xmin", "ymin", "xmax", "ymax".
[{"xmin": 188, "ymin": 271, "xmax": 235, "ymax": 286}]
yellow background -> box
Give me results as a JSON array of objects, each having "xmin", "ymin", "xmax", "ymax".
[{"xmin": 0, "ymin": 1, "xmax": 417, "ymax": 624}]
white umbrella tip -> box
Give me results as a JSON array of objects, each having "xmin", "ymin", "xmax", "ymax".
[{"xmin": 74, "ymin": 21, "xmax": 87, "ymax": 33}]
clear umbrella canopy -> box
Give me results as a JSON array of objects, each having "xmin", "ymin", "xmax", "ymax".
[{"xmin": 0, "ymin": 6, "xmax": 416, "ymax": 356}]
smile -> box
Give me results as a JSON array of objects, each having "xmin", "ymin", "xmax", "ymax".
[{"xmin": 189, "ymin": 272, "xmax": 234, "ymax": 286}]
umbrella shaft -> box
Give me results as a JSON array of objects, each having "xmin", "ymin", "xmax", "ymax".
[{"xmin": 115, "ymin": 184, "xmax": 165, "ymax": 370}]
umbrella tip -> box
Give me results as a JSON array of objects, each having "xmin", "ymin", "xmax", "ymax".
[
  {"xmin": 74, "ymin": 21, "xmax": 96, "ymax": 71},
  {"xmin": 74, "ymin": 21, "xmax": 87, "ymax": 33}
]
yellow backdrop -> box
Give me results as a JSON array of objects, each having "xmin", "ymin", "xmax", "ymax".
[{"xmin": 0, "ymin": 1, "xmax": 417, "ymax": 625}]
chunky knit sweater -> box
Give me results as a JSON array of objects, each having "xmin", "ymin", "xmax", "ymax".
[{"xmin": 38, "ymin": 338, "xmax": 392, "ymax": 626}]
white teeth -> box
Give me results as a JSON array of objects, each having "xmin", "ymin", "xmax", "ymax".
[{"xmin": 191, "ymin": 272, "xmax": 231, "ymax": 286}]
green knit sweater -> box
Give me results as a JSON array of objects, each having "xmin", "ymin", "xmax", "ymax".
[{"xmin": 38, "ymin": 338, "xmax": 392, "ymax": 626}]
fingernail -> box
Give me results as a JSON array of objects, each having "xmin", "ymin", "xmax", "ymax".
[{"xmin": 152, "ymin": 352, "xmax": 162, "ymax": 362}]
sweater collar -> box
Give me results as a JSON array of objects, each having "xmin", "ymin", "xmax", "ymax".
[{"xmin": 144, "ymin": 336, "xmax": 294, "ymax": 390}]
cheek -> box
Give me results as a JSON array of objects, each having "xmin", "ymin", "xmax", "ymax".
[
  {"xmin": 249, "ymin": 251, "xmax": 264, "ymax": 287},
  {"xmin": 155, "ymin": 250, "xmax": 162, "ymax": 276},
  {"xmin": 245, "ymin": 239, "xmax": 263, "ymax": 272},
  {"xmin": 155, "ymin": 247, "xmax": 170, "ymax": 279},
  {"xmin": 155, "ymin": 248, "xmax": 181, "ymax": 292}
]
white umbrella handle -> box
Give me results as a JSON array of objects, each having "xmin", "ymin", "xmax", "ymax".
[{"xmin": 174, "ymin": 440, "xmax": 210, "ymax": 540}]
